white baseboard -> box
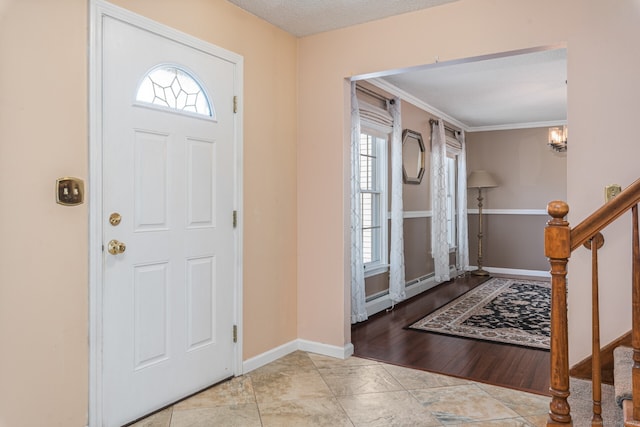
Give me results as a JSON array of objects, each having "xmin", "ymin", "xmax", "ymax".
[
  {"xmin": 478, "ymin": 266, "xmax": 551, "ymax": 278},
  {"xmin": 242, "ymin": 339, "xmax": 354, "ymax": 374},
  {"xmin": 242, "ymin": 340, "xmax": 299, "ymax": 374},
  {"xmin": 298, "ymin": 339, "xmax": 354, "ymax": 359},
  {"xmin": 467, "ymin": 208, "xmax": 547, "ymax": 215}
]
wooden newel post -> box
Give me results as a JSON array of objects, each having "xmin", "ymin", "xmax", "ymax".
[{"xmin": 546, "ymin": 201, "xmax": 573, "ymax": 426}]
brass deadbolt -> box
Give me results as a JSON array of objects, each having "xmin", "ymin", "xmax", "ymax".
[{"xmin": 109, "ymin": 212, "xmax": 122, "ymax": 226}]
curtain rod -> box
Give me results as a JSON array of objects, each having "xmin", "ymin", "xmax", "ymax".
[
  {"xmin": 429, "ymin": 118, "xmax": 459, "ymax": 134},
  {"xmin": 355, "ymin": 84, "xmax": 395, "ymax": 105}
]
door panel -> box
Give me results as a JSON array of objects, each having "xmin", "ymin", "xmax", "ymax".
[
  {"xmin": 186, "ymin": 256, "xmax": 216, "ymax": 349},
  {"xmin": 187, "ymin": 138, "xmax": 216, "ymax": 227},
  {"xmin": 134, "ymin": 130, "xmax": 169, "ymax": 230},
  {"xmin": 134, "ymin": 262, "xmax": 169, "ymax": 369}
]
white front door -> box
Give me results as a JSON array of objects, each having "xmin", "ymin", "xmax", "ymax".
[{"xmin": 100, "ymin": 12, "xmax": 238, "ymax": 427}]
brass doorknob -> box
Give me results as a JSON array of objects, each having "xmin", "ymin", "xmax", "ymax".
[{"xmin": 108, "ymin": 239, "xmax": 126, "ymax": 255}]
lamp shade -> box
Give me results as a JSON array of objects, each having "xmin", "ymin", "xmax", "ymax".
[{"xmin": 467, "ymin": 170, "xmax": 498, "ymax": 189}]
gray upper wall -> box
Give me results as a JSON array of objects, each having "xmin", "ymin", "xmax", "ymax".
[{"xmin": 466, "ymin": 127, "xmax": 567, "ymax": 211}]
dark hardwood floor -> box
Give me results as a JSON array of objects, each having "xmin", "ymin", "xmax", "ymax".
[{"xmin": 351, "ymin": 274, "xmax": 551, "ymax": 396}]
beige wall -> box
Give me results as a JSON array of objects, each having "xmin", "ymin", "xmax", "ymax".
[
  {"xmin": 563, "ymin": 0, "xmax": 640, "ymax": 364},
  {"xmin": 466, "ymin": 127, "xmax": 567, "ymax": 209},
  {"xmin": 401, "ymin": 101, "xmax": 433, "ymax": 212},
  {"xmin": 0, "ymin": 1, "xmax": 89, "ymax": 426},
  {"xmin": 0, "ymin": 0, "xmax": 297, "ymax": 426},
  {"xmin": 297, "ymin": 0, "xmax": 640, "ymax": 366},
  {"xmin": 466, "ymin": 127, "xmax": 567, "ymax": 271},
  {"xmin": 468, "ymin": 213, "xmax": 550, "ymax": 271},
  {"xmin": 403, "ymin": 218, "xmax": 435, "ymax": 281}
]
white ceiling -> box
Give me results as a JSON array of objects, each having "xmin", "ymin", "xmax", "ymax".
[
  {"xmin": 228, "ymin": 1, "xmax": 567, "ymax": 131},
  {"xmin": 377, "ymin": 48, "xmax": 567, "ymax": 131},
  {"xmin": 227, "ymin": 0, "xmax": 459, "ymax": 37}
]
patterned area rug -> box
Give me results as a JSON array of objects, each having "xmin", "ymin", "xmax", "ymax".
[{"xmin": 408, "ymin": 277, "xmax": 550, "ymax": 350}]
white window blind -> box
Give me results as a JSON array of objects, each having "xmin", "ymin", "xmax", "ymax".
[
  {"xmin": 359, "ymin": 101, "xmax": 393, "ymax": 135},
  {"xmin": 446, "ymin": 135, "xmax": 462, "ymax": 153}
]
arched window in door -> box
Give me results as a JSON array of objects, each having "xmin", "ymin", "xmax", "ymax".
[{"xmin": 135, "ymin": 65, "xmax": 214, "ymax": 118}]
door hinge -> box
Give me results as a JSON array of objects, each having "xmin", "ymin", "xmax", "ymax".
[
  {"xmin": 233, "ymin": 96, "xmax": 238, "ymax": 114},
  {"xmin": 233, "ymin": 210, "xmax": 237, "ymax": 228},
  {"xmin": 232, "ymin": 325, "xmax": 237, "ymax": 343}
]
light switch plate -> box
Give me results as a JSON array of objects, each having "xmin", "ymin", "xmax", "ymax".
[
  {"xmin": 56, "ymin": 177, "xmax": 84, "ymax": 206},
  {"xmin": 605, "ymin": 184, "xmax": 622, "ymax": 203}
]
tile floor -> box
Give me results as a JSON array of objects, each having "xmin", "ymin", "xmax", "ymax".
[{"xmin": 130, "ymin": 351, "xmax": 551, "ymax": 426}]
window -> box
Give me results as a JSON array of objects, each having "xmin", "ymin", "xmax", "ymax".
[
  {"xmin": 445, "ymin": 154, "xmax": 457, "ymax": 250},
  {"xmin": 360, "ymin": 130, "xmax": 388, "ymax": 276},
  {"xmin": 135, "ymin": 65, "xmax": 214, "ymax": 118},
  {"xmin": 445, "ymin": 134, "xmax": 462, "ymax": 251}
]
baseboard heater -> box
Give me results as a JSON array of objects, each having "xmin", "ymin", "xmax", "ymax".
[{"xmin": 365, "ymin": 267, "xmax": 457, "ymax": 316}]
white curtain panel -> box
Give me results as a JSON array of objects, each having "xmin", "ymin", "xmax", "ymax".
[
  {"xmin": 430, "ymin": 120, "xmax": 451, "ymax": 283},
  {"xmin": 455, "ymin": 131, "xmax": 470, "ymax": 272},
  {"xmin": 350, "ymin": 82, "xmax": 367, "ymax": 323},
  {"xmin": 388, "ymin": 98, "xmax": 406, "ymax": 303}
]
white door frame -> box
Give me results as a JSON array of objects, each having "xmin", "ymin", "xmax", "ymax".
[{"xmin": 88, "ymin": 1, "xmax": 243, "ymax": 424}]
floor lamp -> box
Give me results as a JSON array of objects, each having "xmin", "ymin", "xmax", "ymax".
[{"xmin": 467, "ymin": 170, "xmax": 498, "ymax": 276}]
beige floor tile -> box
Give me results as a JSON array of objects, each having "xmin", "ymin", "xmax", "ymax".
[
  {"xmin": 382, "ymin": 363, "xmax": 472, "ymax": 390},
  {"xmin": 259, "ymin": 397, "xmax": 353, "ymax": 427},
  {"xmin": 130, "ymin": 351, "xmax": 569, "ymax": 427},
  {"xmin": 308, "ymin": 353, "xmax": 379, "ymax": 369},
  {"xmin": 129, "ymin": 407, "xmax": 172, "ymax": 427},
  {"xmin": 411, "ymin": 384, "xmax": 520, "ymax": 425},
  {"xmin": 173, "ymin": 376, "xmax": 256, "ymax": 410},
  {"xmin": 338, "ymin": 390, "xmax": 442, "ymax": 426},
  {"xmin": 477, "ymin": 383, "xmax": 549, "ymax": 417},
  {"xmin": 319, "ymin": 364, "xmax": 404, "ymax": 396},
  {"xmin": 170, "ymin": 404, "xmax": 261, "ymax": 427},
  {"xmin": 447, "ymin": 418, "xmax": 537, "ymax": 426},
  {"xmin": 248, "ymin": 351, "xmax": 317, "ymax": 375},
  {"xmin": 250, "ymin": 369, "xmax": 333, "ymax": 403},
  {"xmin": 523, "ymin": 413, "xmax": 549, "ymax": 426}
]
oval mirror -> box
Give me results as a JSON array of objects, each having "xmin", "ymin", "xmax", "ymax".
[{"xmin": 402, "ymin": 129, "xmax": 425, "ymax": 184}]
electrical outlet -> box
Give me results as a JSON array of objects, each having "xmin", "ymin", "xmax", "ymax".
[{"xmin": 604, "ymin": 184, "xmax": 621, "ymax": 202}]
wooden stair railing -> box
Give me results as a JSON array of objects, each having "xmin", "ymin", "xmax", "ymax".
[{"xmin": 546, "ymin": 177, "xmax": 640, "ymax": 426}]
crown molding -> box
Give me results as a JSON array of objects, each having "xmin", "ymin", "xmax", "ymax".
[{"xmin": 367, "ymin": 78, "xmax": 469, "ymax": 131}]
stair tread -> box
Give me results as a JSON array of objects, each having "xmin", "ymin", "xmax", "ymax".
[{"xmin": 614, "ymin": 346, "xmax": 633, "ymax": 407}]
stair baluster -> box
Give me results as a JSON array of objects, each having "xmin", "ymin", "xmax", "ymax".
[
  {"xmin": 632, "ymin": 205, "xmax": 640, "ymax": 424},
  {"xmin": 585, "ymin": 232, "xmax": 605, "ymax": 425}
]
